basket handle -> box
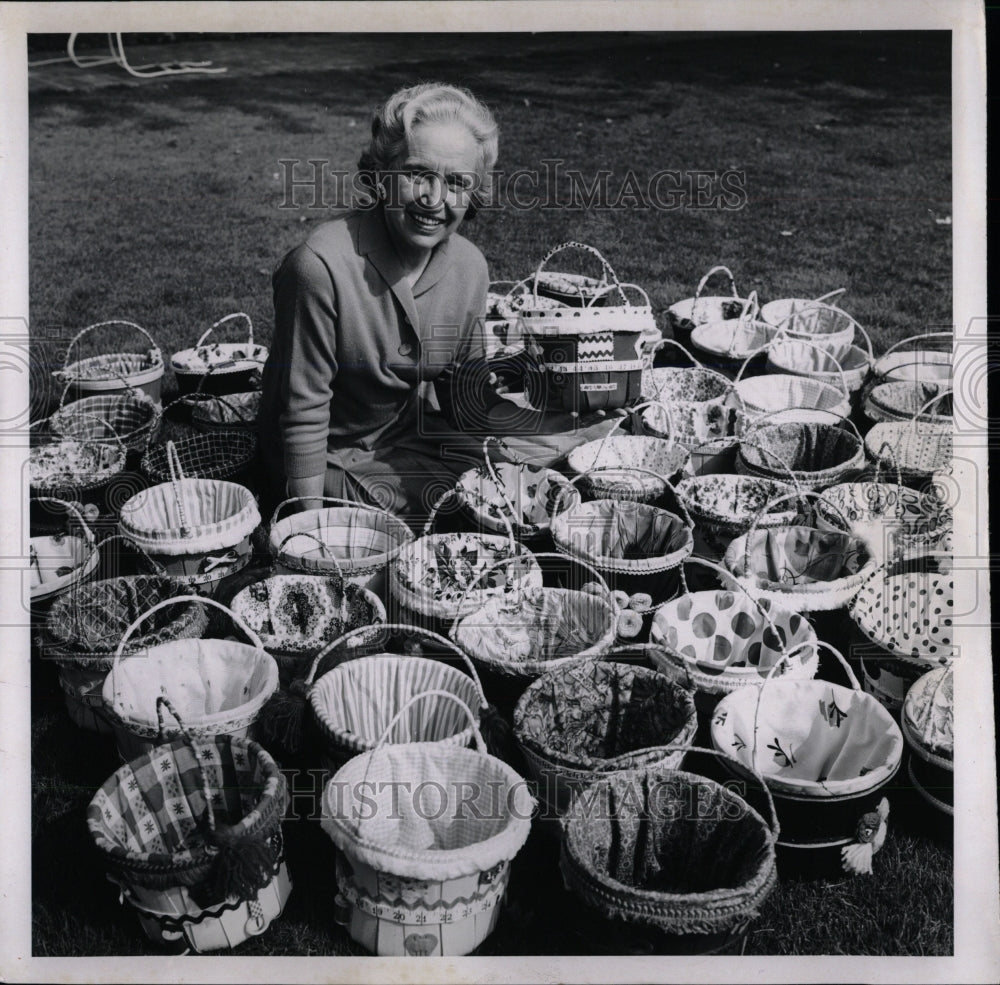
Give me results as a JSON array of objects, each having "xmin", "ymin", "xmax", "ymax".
[
  {"xmin": 162, "ymin": 439, "xmax": 194, "ymax": 538},
  {"xmin": 273, "ymin": 530, "xmax": 346, "ymax": 581},
  {"xmin": 532, "ymin": 241, "xmax": 619, "ymax": 299},
  {"xmin": 767, "ymin": 300, "xmax": 860, "ymax": 336},
  {"xmin": 814, "ymin": 288, "xmax": 848, "ymax": 305},
  {"xmin": 736, "ymin": 335, "xmax": 850, "ymax": 401},
  {"xmin": 586, "ymin": 281, "xmax": 651, "ymax": 309},
  {"xmin": 912, "ymin": 389, "xmax": 953, "ymax": 423},
  {"xmin": 877, "ymin": 330, "xmax": 954, "ymax": 363},
  {"xmin": 448, "ymin": 550, "xmax": 614, "ymax": 639},
  {"xmin": 154, "ymin": 696, "xmax": 219, "ymax": 835},
  {"xmin": 647, "ymin": 337, "xmax": 702, "ymax": 367},
  {"xmin": 112, "ymin": 594, "xmax": 264, "ymax": 663},
  {"xmin": 481, "ymin": 436, "xmax": 529, "ymax": 529},
  {"xmin": 31, "ymin": 496, "xmax": 96, "ymax": 546},
  {"xmin": 694, "ymin": 265, "xmax": 739, "ymax": 300},
  {"xmin": 95, "ymin": 532, "xmax": 167, "ymax": 575},
  {"xmin": 422, "ymin": 485, "xmax": 516, "ymax": 549},
  {"xmin": 59, "ymin": 320, "xmax": 162, "ymax": 376},
  {"xmin": 739, "ymin": 405, "xmax": 864, "ymax": 446},
  {"xmin": 870, "ymin": 441, "xmax": 905, "ymax": 500},
  {"xmin": 194, "ymin": 312, "xmax": 254, "ymax": 350}
]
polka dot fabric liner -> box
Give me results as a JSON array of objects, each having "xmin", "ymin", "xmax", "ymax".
[{"xmin": 850, "ymin": 571, "xmax": 954, "ymax": 662}]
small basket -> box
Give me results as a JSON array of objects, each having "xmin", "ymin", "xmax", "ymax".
[
  {"xmin": 765, "ymin": 331, "xmax": 873, "ymax": 396},
  {"xmin": 867, "ymin": 331, "xmax": 953, "ymax": 388},
  {"xmin": 268, "ymin": 495, "xmax": 414, "ymax": 601},
  {"xmin": 321, "ymin": 691, "xmax": 534, "ymax": 957},
  {"xmin": 665, "ymin": 266, "xmax": 758, "ymax": 352},
  {"xmin": 862, "ymin": 380, "xmax": 953, "ymax": 425},
  {"xmin": 514, "ymin": 659, "xmax": 697, "ymax": 817},
  {"xmin": 722, "ymin": 489, "xmax": 878, "ymax": 613},
  {"xmin": 901, "ymin": 666, "xmax": 953, "ymax": 816},
  {"xmin": 171, "ymin": 313, "xmax": 268, "ymax": 396},
  {"xmin": 119, "ymin": 441, "xmax": 261, "ymax": 592},
  {"xmin": 688, "ymin": 293, "xmax": 777, "ymax": 375},
  {"xmin": 710, "ymin": 642, "xmax": 904, "ymax": 871},
  {"xmin": 48, "ymin": 382, "xmax": 161, "ymax": 457},
  {"xmin": 30, "ymin": 418, "xmax": 128, "ymax": 507},
  {"xmin": 758, "ymin": 293, "xmax": 858, "ymax": 362},
  {"xmin": 142, "ymin": 421, "xmax": 258, "ymax": 486},
  {"xmin": 518, "ymin": 242, "xmax": 655, "ymax": 413},
  {"xmin": 189, "ymin": 390, "xmax": 262, "ymax": 433},
  {"xmin": 53, "ymin": 320, "xmax": 164, "ymax": 404},
  {"xmin": 863, "ymin": 392, "xmax": 953, "ymax": 485},
  {"xmin": 101, "ymin": 596, "xmax": 280, "ymax": 762},
  {"xmin": 41, "ymin": 572, "xmax": 207, "ymax": 733},
  {"xmin": 28, "ymin": 498, "xmax": 100, "ymax": 609},
  {"xmin": 87, "ymin": 697, "xmax": 290, "ymax": 953},
  {"xmin": 559, "ymin": 744, "xmax": 778, "ymax": 953}
]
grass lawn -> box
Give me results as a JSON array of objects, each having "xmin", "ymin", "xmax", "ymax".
[{"xmin": 26, "ymin": 31, "xmax": 953, "ymax": 957}]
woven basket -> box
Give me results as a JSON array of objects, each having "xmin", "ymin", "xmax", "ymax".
[
  {"xmin": 142, "ymin": 427, "xmax": 258, "ymax": 485},
  {"xmin": 171, "ymin": 313, "xmax": 268, "ymax": 396},
  {"xmin": 48, "ymin": 384, "xmax": 161, "ymax": 456},
  {"xmin": 765, "ymin": 337, "xmax": 873, "ymax": 394},
  {"xmin": 189, "ymin": 390, "xmax": 261, "ymax": 433},
  {"xmin": 28, "ymin": 498, "xmax": 100, "ymax": 608},
  {"xmin": 688, "ymin": 293, "xmax": 776, "ymax": 373},
  {"xmin": 863, "ymin": 380, "xmax": 953, "ymax": 425},
  {"xmin": 736, "ymin": 411, "xmax": 867, "ymax": 490},
  {"xmin": 30, "ymin": 421, "xmax": 128, "ymax": 505},
  {"xmin": 665, "ymin": 266, "xmax": 758, "ymax": 351},
  {"xmin": 102, "ymin": 596, "xmax": 279, "ymax": 762},
  {"xmin": 41, "ymin": 574, "xmax": 207, "ymax": 733},
  {"xmin": 647, "ymin": 557, "xmax": 819, "ymax": 697},
  {"xmin": 518, "ymin": 242, "xmax": 655, "ymax": 413},
  {"xmin": 53, "ymin": 320, "xmax": 164, "ymax": 403},
  {"xmin": 449, "ymin": 552, "xmax": 619, "ymax": 687},
  {"xmin": 87, "ymin": 697, "xmax": 290, "ymax": 953},
  {"xmin": 758, "ymin": 295, "xmax": 858, "ymax": 362},
  {"xmin": 559, "ymin": 745, "xmax": 778, "ymax": 950},
  {"xmin": 268, "ymin": 495, "xmax": 414, "ymax": 601},
  {"xmin": 863, "ymin": 391, "xmax": 953, "ymax": 484},
  {"xmin": 119, "ymin": 441, "xmax": 260, "ymax": 591},
  {"xmin": 722, "ymin": 490, "xmax": 878, "ymax": 613},
  {"xmin": 321, "ymin": 692, "xmax": 534, "ymax": 956},
  {"xmin": 514, "ymin": 659, "xmax": 697, "ymax": 816},
  {"xmin": 710, "ymin": 643, "xmax": 904, "ymax": 868},
  {"xmin": 901, "ymin": 666, "xmax": 953, "ymax": 816},
  {"xmin": 868, "ymin": 331, "xmax": 953, "ymax": 387}
]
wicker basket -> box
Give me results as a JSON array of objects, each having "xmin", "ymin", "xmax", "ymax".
[
  {"xmin": 710, "ymin": 642, "xmax": 904, "ymax": 871},
  {"xmin": 28, "ymin": 498, "xmax": 100, "ymax": 609},
  {"xmin": 189, "ymin": 390, "xmax": 262, "ymax": 433},
  {"xmin": 30, "ymin": 419, "xmax": 128, "ymax": 508},
  {"xmin": 119, "ymin": 441, "xmax": 260, "ymax": 592},
  {"xmin": 518, "ymin": 242, "xmax": 655, "ymax": 413},
  {"xmin": 765, "ymin": 334, "xmax": 873, "ymax": 395},
  {"xmin": 863, "ymin": 392, "xmax": 953, "ymax": 485},
  {"xmin": 863, "ymin": 379, "xmax": 953, "ymax": 425},
  {"xmin": 102, "ymin": 596, "xmax": 279, "ymax": 762},
  {"xmin": 722, "ymin": 489, "xmax": 878, "ymax": 613},
  {"xmin": 514, "ymin": 659, "xmax": 697, "ymax": 817},
  {"xmin": 171, "ymin": 313, "xmax": 268, "ymax": 396},
  {"xmin": 87, "ymin": 697, "xmax": 290, "ymax": 953},
  {"xmin": 559, "ymin": 745, "xmax": 778, "ymax": 953},
  {"xmin": 665, "ymin": 266, "xmax": 758, "ymax": 352},
  {"xmin": 688, "ymin": 294, "xmax": 777, "ymax": 375},
  {"xmin": 867, "ymin": 331, "xmax": 953, "ymax": 387},
  {"xmin": 48, "ymin": 383, "xmax": 161, "ymax": 457},
  {"xmin": 758, "ymin": 295, "xmax": 858, "ymax": 362},
  {"xmin": 142, "ymin": 426, "xmax": 258, "ymax": 486},
  {"xmin": 901, "ymin": 666, "xmax": 953, "ymax": 816},
  {"xmin": 268, "ymin": 495, "xmax": 414, "ymax": 601},
  {"xmin": 321, "ymin": 692, "xmax": 534, "ymax": 956},
  {"xmin": 53, "ymin": 320, "xmax": 164, "ymax": 403}
]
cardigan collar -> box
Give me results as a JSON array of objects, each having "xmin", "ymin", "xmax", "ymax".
[{"xmin": 356, "ymin": 206, "xmax": 454, "ymax": 332}]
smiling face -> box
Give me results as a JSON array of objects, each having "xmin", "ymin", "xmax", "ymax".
[{"xmin": 380, "ymin": 119, "xmax": 481, "ymax": 270}]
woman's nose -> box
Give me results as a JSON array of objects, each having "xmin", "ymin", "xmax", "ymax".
[{"xmin": 416, "ymin": 173, "xmax": 444, "ymax": 206}]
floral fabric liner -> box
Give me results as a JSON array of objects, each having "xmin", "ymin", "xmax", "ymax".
[
  {"xmin": 865, "ymin": 380, "xmax": 952, "ymax": 422},
  {"xmin": 457, "ymin": 462, "xmax": 577, "ymax": 530},
  {"xmin": 903, "ymin": 666, "xmax": 953, "ymax": 758},
  {"xmin": 711, "ymin": 679, "xmax": 902, "ymax": 797},
  {"xmin": 171, "ymin": 342, "xmax": 268, "ymax": 373},
  {"xmin": 725, "ymin": 527, "xmax": 871, "ymax": 588},
  {"xmin": 191, "ymin": 391, "xmax": 262, "ymax": 426},
  {"xmin": 30, "ymin": 440, "xmax": 123, "ymax": 488},
  {"xmin": 738, "ymin": 421, "xmax": 863, "ymax": 476},
  {"xmin": 864, "ymin": 422, "xmax": 952, "ymax": 476},
  {"xmin": 676, "ymin": 475, "xmax": 799, "ymax": 530}
]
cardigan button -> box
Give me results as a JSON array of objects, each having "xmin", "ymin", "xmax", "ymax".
[{"xmin": 398, "ymin": 342, "xmax": 414, "ymax": 356}]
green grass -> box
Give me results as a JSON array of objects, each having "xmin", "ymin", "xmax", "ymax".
[{"xmin": 27, "ymin": 31, "xmax": 953, "ymax": 957}]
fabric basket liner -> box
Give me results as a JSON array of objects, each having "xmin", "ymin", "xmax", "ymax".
[
  {"xmin": 190, "ymin": 391, "xmax": 262, "ymax": 429},
  {"xmin": 649, "ymin": 591, "xmax": 818, "ymax": 686},
  {"xmin": 49, "ymin": 391, "xmax": 160, "ymax": 452},
  {"xmin": 451, "ymin": 587, "xmax": 618, "ymax": 676},
  {"xmin": 103, "ymin": 637, "xmax": 279, "ymax": 738},
  {"xmin": 758, "ymin": 300, "xmax": 856, "ymax": 357},
  {"xmin": 230, "ymin": 574, "xmax": 386, "ymax": 656},
  {"xmin": 863, "ymin": 421, "xmax": 952, "ymax": 478},
  {"xmin": 863, "ymin": 381, "xmax": 952, "ymax": 424},
  {"xmin": 309, "ymin": 655, "xmax": 482, "ymax": 755},
  {"xmin": 119, "ymin": 479, "xmax": 260, "ymax": 555},
  {"xmin": 30, "ymin": 439, "xmax": 125, "ymax": 494},
  {"xmin": 566, "ymin": 436, "xmax": 691, "ymax": 499},
  {"xmin": 171, "ymin": 342, "xmax": 269, "ymax": 375},
  {"xmin": 30, "ymin": 532, "xmax": 99, "ymax": 601},
  {"xmin": 641, "ymin": 366, "xmax": 736, "ymax": 441},
  {"xmin": 765, "ymin": 340, "xmax": 870, "ymax": 391},
  {"xmin": 902, "ymin": 666, "xmax": 953, "ymax": 763},
  {"xmin": 872, "ymin": 349, "xmax": 953, "ymax": 385},
  {"xmin": 675, "ymin": 475, "xmax": 800, "ymax": 536},
  {"xmin": 322, "ymin": 741, "xmax": 534, "ymax": 882},
  {"xmin": 690, "ymin": 318, "xmax": 775, "ymax": 359},
  {"xmin": 736, "ymin": 421, "xmax": 865, "ymax": 486},
  {"xmin": 735, "ymin": 374, "xmax": 851, "ymax": 422},
  {"xmin": 710, "ymin": 679, "xmax": 903, "ymax": 798},
  {"xmin": 62, "ymin": 350, "xmax": 161, "ymax": 382}
]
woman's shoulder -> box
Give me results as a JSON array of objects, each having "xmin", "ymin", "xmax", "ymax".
[{"xmin": 274, "ymin": 211, "xmax": 364, "ymax": 281}]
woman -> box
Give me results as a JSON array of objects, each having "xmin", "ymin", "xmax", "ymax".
[{"xmin": 259, "ymin": 82, "xmax": 618, "ymax": 521}]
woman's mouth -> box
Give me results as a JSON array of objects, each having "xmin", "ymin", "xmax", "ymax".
[{"xmin": 409, "ymin": 211, "xmax": 446, "ymax": 230}]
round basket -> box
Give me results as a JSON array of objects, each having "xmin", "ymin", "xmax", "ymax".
[
  {"xmin": 689, "ymin": 297, "xmax": 777, "ymax": 375},
  {"xmin": 321, "ymin": 692, "xmax": 534, "ymax": 957},
  {"xmin": 559, "ymin": 746, "xmax": 778, "ymax": 952},
  {"xmin": 863, "ymin": 392, "xmax": 953, "ymax": 485},
  {"xmin": 101, "ymin": 596, "xmax": 279, "ymax": 762},
  {"xmin": 189, "ymin": 390, "xmax": 261, "ymax": 433},
  {"xmin": 765, "ymin": 336, "xmax": 873, "ymax": 395},
  {"xmin": 901, "ymin": 666, "xmax": 953, "ymax": 816},
  {"xmin": 268, "ymin": 495, "xmax": 414, "ymax": 601},
  {"xmin": 722, "ymin": 490, "xmax": 878, "ymax": 613},
  {"xmin": 42, "ymin": 574, "xmax": 208, "ymax": 733},
  {"xmin": 531, "ymin": 249, "xmax": 614, "ymax": 308},
  {"xmin": 119, "ymin": 444, "xmax": 260, "ymax": 593},
  {"xmin": 758, "ymin": 295, "xmax": 858, "ymax": 362},
  {"xmin": 710, "ymin": 643, "xmax": 904, "ymax": 869},
  {"xmin": 455, "ymin": 437, "xmax": 580, "ymax": 543},
  {"xmin": 53, "ymin": 320, "xmax": 164, "ymax": 403},
  {"xmin": 665, "ymin": 266, "xmax": 758, "ymax": 351},
  {"xmin": 30, "ymin": 423, "xmax": 128, "ymax": 506},
  {"xmin": 87, "ymin": 698, "xmax": 290, "ymax": 953},
  {"xmin": 863, "ymin": 380, "xmax": 953, "ymax": 425},
  {"xmin": 48, "ymin": 385, "xmax": 161, "ymax": 457},
  {"xmin": 550, "ymin": 496, "xmax": 694, "ymax": 611},
  {"xmin": 171, "ymin": 313, "xmax": 268, "ymax": 395},
  {"xmin": 28, "ymin": 498, "xmax": 99, "ymax": 609},
  {"xmin": 736, "ymin": 411, "xmax": 867, "ymax": 490},
  {"xmin": 868, "ymin": 331, "xmax": 953, "ymax": 387},
  {"xmin": 514, "ymin": 659, "xmax": 697, "ymax": 817},
  {"xmin": 142, "ymin": 428, "xmax": 258, "ymax": 486}
]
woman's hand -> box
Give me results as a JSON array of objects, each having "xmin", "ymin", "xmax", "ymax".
[{"xmin": 286, "ymin": 474, "xmax": 326, "ymax": 511}]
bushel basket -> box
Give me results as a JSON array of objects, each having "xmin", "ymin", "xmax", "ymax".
[
  {"xmin": 87, "ymin": 698, "xmax": 290, "ymax": 953},
  {"xmin": 321, "ymin": 692, "xmax": 534, "ymax": 956}
]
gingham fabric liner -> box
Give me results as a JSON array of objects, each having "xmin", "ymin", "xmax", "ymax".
[
  {"xmin": 649, "ymin": 590, "xmax": 818, "ymax": 685},
  {"xmin": 309, "ymin": 656, "xmax": 481, "ymax": 754},
  {"xmin": 322, "ymin": 742, "xmax": 535, "ymax": 881},
  {"xmin": 269, "ymin": 505, "xmax": 413, "ymax": 576},
  {"xmin": 710, "ymin": 678, "xmax": 903, "ymax": 798},
  {"xmin": 902, "ymin": 666, "xmax": 953, "ymax": 761},
  {"xmin": 119, "ymin": 479, "xmax": 260, "ymax": 555},
  {"xmin": 864, "ymin": 421, "xmax": 953, "ymax": 477},
  {"xmin": 451, "ymin": 587, "xmax": 618, "ymax": 673},
  {"xmin": 550, "ymin": 500, "xmax": 693, "ymax": 576},
  {"xmin": 88, "ymin": 735, "xmax": 284, "ymax": 886},
  {"xmin": 766, "ymin": 340, "xmax": 870, "ymax": 391},
  {"xmin": 735, "ymin": 375, "xmax": 851, "ymax": 421},
  {"xmin": 103, "ymin": 638, "xmax": 279, "ymax": 738},
  {"xmin": 566, "ymin": 436, "xmax": 692, "ymax": 498},
  {"xmin": 49, "ymin": 392, "xmax": 160, "ymax": 451},
  {"xmin": 142, "ymin": 432, "xmax": 258, "ymax": 484},
  {"xmin": 559, "ymin": 766, "xmax": 776, "ymax": 935}
]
